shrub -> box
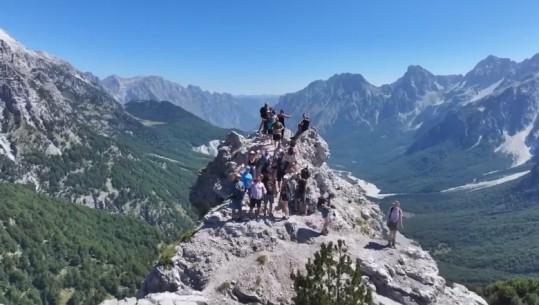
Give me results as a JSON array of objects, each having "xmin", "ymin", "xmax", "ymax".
[{"xmin": 292, "ymin": 240, "xmax": 372, "ymax": 305}]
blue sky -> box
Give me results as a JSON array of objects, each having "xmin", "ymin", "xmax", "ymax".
[{"xmin": 2, "ymin": 0, "xmax": 539, "ymax": 94}]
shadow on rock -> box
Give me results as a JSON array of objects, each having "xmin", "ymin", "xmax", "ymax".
[
  {"xmin": 297, "ymin": 228, "xmax": 321, "ymax": 243},
  {"xmin": 364, "ymin": 241, "xmax": 388, "ymax": 250}
]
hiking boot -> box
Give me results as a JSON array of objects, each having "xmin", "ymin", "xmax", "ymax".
[{"xmin": 321, "ymin": 229, "xmax": 329, "ymax": 236}]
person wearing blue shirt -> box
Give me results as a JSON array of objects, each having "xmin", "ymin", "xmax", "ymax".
[{"xmin": 241, "ymin": 166, "xmax": 253, "ymax": 193}]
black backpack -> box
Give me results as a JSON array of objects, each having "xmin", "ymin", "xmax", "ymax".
[{"xmin": 300, "ymin": 167, "xmax": 310, "ymax": 179}]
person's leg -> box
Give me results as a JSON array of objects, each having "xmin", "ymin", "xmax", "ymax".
[
  {"xmin": 255, "ymin": 200, "xmax": 261, "ymax": 218},
  {"xmin": 322, "ymin": 217, "xmax": 330, "ymax": 234},
  {"xmin": 282, "ymin": 199, "xmax": 289, "ymax": 218},
  {"xmin": 249, "ymin": 198, "xmax": 255, "ymax": 218},
  {"xmin": 268, "ymin": 197, "xmax": 274, "ymax": 216}
]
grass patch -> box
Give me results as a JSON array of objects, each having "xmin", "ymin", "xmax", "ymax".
[
  {"xmin": 216, "ymin": 281, "xmax": 231, "ymax": 292},
  {"xmin": 179, "ymin": 228, "xmax": 197, "ymax": 243},
  {"xmin": 157, "ymin": 244, "xmax": 177, "ymax": 267},
  {"xmin": 256, "ymin": 254, "xmax": 268, "ymax": 265}
]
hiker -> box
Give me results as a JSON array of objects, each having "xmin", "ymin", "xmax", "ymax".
[
  {"xmin": 258, "ymin": 103, "xmax": 269, "ymax": 133},
  {"xmin": 292, "ymin": 114, "xmax": 310, "ymax": 140},
  {"xmin": 283, "ymin": 146, "xmax": 298, "ymax": 173},
  {"xmin": 279, "ymin": 176, "xmax": 290, "ymax": 219},
  {"xmin": 230, "ymin": 173, "xmax": 246, "ymax": 222},
  {"xmin": 265, "ymin": 110, "xmax": 276, "ymax": 144},
  {"xmin": 249, "ymin": 175, "xmax": 266, "ymax": 220},
  {"xmin": 273, "ymin": 150, "xmax": 288, "ymax": 191},
  {"xmin": 244, "ymin": 151, "xmax": 261, "ymax": 177},
  {"xmin": 277, "ymin": 109, "xmax": 292, "ymax": 137},
  {"xmin": 262, "ymin": 172, "xmax": 276, "ymax": 217},
  {"xmin": 319, "ymin": 192, "xmax": 335, "ymax": 235},
  {"xmin": 295, "ymin": 173, "xmax": 307, "ymax": 215},
  {"xmin": 272, "ymin": 118, "xmax": 284, "ymax": 149},
  {"xmin": 387, "ymin": 201, "xmax": 404, "ymax": 248},
  {"xmin": 259, "ymin": 149, "xmax": 272, "ymax": 177},
  {"xmin": 241, "ymin": 167, "xmax": 253, "ymax": 195}
]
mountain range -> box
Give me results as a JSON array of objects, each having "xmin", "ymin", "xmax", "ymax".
[
  {"xmin": 101, "ymin": 75, "xmax": 278, "ymax": 131},
  {"xmin": 275, "ymin": 53, "xmax": 539, "ymax": 193}
]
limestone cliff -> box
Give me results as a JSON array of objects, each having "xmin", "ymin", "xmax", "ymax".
[{"xmin": 102, "ymin": 130, "xmax": 486, "ymax": 305}]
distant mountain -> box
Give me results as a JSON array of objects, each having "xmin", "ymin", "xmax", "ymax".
[
  {"xmin": 101, "ymin": 75, "xmax": 279, "ymax": 131},
  {"xmin": 0, "ymin": 29, "xmax": 228, "ymax": 236},
  {"xmin": 275, "ymin": 53, "xmax": 539, "ymax": 192}
]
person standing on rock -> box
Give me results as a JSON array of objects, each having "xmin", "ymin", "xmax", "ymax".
[
  {"xmin": 387, "ymin": 201, "xmax": 404, "ymax": 248},
  {"xmin": 241, "ymin": 167, "xmax": 253, "ymax": 196},
  {"xmin": 295, "ymin": 173, "xmax": 307, "ymax": 215},
  {"xmin": 230, "ymin": 173, "xmax": 246, "ymax": 222},
  {"xmin": 279, "ymin": 177, "xmax": 290, "ymax": 219},
  {"xmin": 319, "ymin": 192, "xmax": 335, "ymax": 235},
  {"xmin": 249, "ymin": 175, "xmax": 266, "ymax": 220},
  {"xmin": 277, "ymin": 109, "xmax": 292, "ymax": 138},
  {"xmin": 258, "ymin": 103, "xmax": 269, "ymax": 134},
  {"xmin": 272, "ymin": 119, "xmax": 284, "ymax": 149},
  {"xmin": 262, "ymin": 172, "xmax": 276, "ymax": 217},
  {"xmin": 273, "ymin": 150, "xmax": 288, "ymax": 191}
]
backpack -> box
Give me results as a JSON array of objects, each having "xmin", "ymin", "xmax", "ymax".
[
  {"xmin": 388, "ymin": 207, "xmax": 400, "ymax": 223},
  {"xmin": 260, "ymin": 106, "xmax": 267, "ymax": 118},
  {"xmin": 300, "ymin": 167, "xmax": 310, "ymax": 179}
]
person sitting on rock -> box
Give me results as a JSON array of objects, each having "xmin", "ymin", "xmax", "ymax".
[
  {"xmin": 249, "ymin": 175, "xmax": 266, "ymax": 220},
  {"xmin": 262, "ymin": 172, "xmax": 276, "ymax": 217},
  {"xmin": 319, "ymin": 192, "xmax": 335, "ymax": 235},
  {"xmin": 230, "ymin": 173, "xmax": 246, "ymax": 222},
  {"xmin": 387, "ymin": 201, "xmax": 404, "ymax": 248},
  {"xmin": 292, "ymin": 113, "xmax": 310, "ymax": 140}
]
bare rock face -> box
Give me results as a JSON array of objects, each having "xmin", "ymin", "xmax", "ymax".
[{"xmin": 105, "ymin": 130, "xmax": 486, "ymax": 305}]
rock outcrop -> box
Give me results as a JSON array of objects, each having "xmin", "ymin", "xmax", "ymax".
[{"xmin": 103, "ymin": 129, "xmax": 486, "ymax": 305}]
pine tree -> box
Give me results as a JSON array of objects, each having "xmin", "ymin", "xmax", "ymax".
[{"xmin": 292, "ymin": 240, "xmax": 372, "ymax": 305}]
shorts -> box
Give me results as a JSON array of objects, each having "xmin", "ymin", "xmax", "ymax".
[
  {"xmin": 263, "ymin": 194, "xmax": 274, "ymax": 206},
  {"xmin": 230, "ymin": 198, "xmax": 242, "ymax": 210},
  {"xmin": 276, "ymin": 171, "xmax": 285, "ymax": 182},
  {"xmin": 250, "ymin": 198, "xmax": 262, "ymax": 209},
  {"xmin": 387, "ymin": 221, "xmax": 398, "ymax": 231},
  {"xmin": 321, "ymin": 207, "xmax": 331, "ymax": 218},
  {"xmin": 280, "ymin": 192, "xmax": 289, "ymax": 201},
  {"xmin": 273, "ymin": 133, "xmax": 282, "ymax": 141}
]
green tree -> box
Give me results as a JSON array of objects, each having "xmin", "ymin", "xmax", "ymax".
[{"xmin": 292, "ymin": 240, "xmax": 372, "ymax": 305}]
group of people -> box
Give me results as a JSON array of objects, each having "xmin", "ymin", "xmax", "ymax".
[
  {"xmin": 257, "ymin": 103, "xmax": 310, "ymax": 148},
  {"xmin": 227, "ymin": 102, "xmax": 404, "ymax": 242},
  {"xmin": 228, "ymin": 103, "xmax": 332, "ymax": 235}
]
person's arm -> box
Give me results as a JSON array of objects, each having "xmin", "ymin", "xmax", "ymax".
[{"xmin": 399, "ymin": 208, "xmax": 404, "ymax": 229}]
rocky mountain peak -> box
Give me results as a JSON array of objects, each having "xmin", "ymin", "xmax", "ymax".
[
  {"xmin": 464, "ymin": 55, "xmax": 517, "ymax": 88},
  {"xmin": 103, "ymin": 130, "xmax": 487, "ymax": 305}
]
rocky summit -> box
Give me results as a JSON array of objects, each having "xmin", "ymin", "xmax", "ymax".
[{"xmin": 103, "ymin": 129, "xmax": 486, "ymax": 305}]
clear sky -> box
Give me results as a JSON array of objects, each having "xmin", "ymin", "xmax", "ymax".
[{"xmin": 1, "ymin": 0, "xmax": 539, "ymax": 95}]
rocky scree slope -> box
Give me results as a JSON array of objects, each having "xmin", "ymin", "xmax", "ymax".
[{"xmin": 104, "ymin": 130, "xmax": 486, "ymax": 305}]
